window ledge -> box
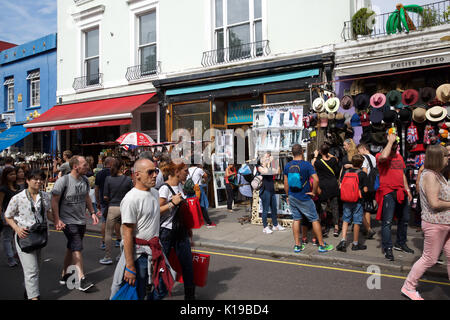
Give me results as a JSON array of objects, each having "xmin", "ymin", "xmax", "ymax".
[{"xmin": 75, "ymin": 85, "xmax": 104, "ymax": 93}]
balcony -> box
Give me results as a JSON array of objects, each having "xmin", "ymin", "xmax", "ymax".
[
  {"xmin": 342, "ymin": 0, "xmax": 450, "ymax": 41},
  {"xmin": 201, "ymin": 40, "xmax": 270, "ymax": 67},
  {"xmin": 125, "ymin": 62, "xmax": 160, "ymax": 82},
  {"xmin": 72, "ymin": 74, "xmax": 103, "ymax": 91}
]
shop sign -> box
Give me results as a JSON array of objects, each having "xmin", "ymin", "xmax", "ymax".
[
  {"xmin": 227, "ymin": 100, "xmax": 258, "ymax": 124},
  {"xmin": 389, "ymin": 55, "xmax": 448, "ymax": 70}
]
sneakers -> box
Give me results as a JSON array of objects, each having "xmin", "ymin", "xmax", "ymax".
[
  {"xmin": 336, "ymin": 240, "xmax": 347, "ymax": 252},
  {"xmin": 366, "ymin": 229, "xmax": 376, "ymax": 240},
  {"xmin": 394, "ymin": 244, "xmax": 414, "ymax": 254},
  {"xmin": 206, "ymin": 223, "xmax": 217, "ymax": 228},
  {"xmin": 312, "ymin": 238, "xmax": 318, "ymax": 246},
  {"xmin": 401, "ymin": 286, "xmax": 424, "ymax": 300},
  {"xmin": 318, "ymin": 243, "xmax": 334, "ymax": 253},
  {"xmin": 263, "ymin": 227, "xmax": 273, "ymax": 234},
  {"xmin": 294, "ymin": 243, "xmax": 306, "ymax": 253},
  {"xmin": 99, "ymin": 257, "xmax": 113, "ymax": 265},
  {"xmin": 100, "ymin": 242, "xmax": 106, "ymax": 250},
  {"xmin": 351, "ymin": 243, "xmax": 367, "ymax": 251},
  {"xmin": 384, "ymin": 247, "xmax": 395, "ymax": 261},
  {"xmin": 78, "ymin": 277, "xmax": 94, "ymax": 292},
  {"xmin": 272, "ymin": 225, "xmax": 286, "ymax": 231},
  {"xmin": 7, "ymin": 257, "xmax": 18, "ymax": 267},
  {"xmin": 59, "ymin": 273, "xmax": 72, "ymax": 285},
  {"xmin": 301, "ymin": 237, "xmax": 308, "ymax": 244}
]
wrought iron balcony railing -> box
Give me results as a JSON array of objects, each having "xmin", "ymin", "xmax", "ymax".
[
  {"xmin": 201, "ymin": 40, "xmax": 270, "ymax": 67},
  {"xmin": 72, "ymin": 73, "xmax": 103, "ymax": 91},
  {"xmin": 342, "ymin": 0, "xmax": 450, "ymax": 41},
  {"xmin": 125, "ymin": 62, "xmax": 160, "ymax": 81}
]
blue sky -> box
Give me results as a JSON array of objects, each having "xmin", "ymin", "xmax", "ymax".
[{"xmin": 0, "ymin": 0, "xmax": 57, "ymax": 45}]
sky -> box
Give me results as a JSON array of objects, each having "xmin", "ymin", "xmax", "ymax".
[
  {"xmin": 0, "ymin": 0, "xmax": 57, "ymax": 45},
  {"xmin": 0, "ymin": 0, "xmax": 441, "ymax": 46}
]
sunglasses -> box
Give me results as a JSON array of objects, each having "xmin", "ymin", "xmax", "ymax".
[{"xmin": 141, "ymin": 168, "xmax": 159, "ymax": 176}]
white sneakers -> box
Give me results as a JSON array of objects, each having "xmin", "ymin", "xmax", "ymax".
[
  {"xmin": 401, "ymin": 286, "xmax": 424, "ymax": 300},
  {"xmin": 263, "ymin": 225, "xmax": 286, "ymax": 234}
]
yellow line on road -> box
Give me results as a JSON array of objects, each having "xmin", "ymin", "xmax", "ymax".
[{"xmin": 50, "ymin": 230, "xmax": 449, "ymax": 287}]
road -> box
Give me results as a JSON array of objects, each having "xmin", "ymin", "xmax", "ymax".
[{"xmin": 0, "ymin": 229, "xmax": 448, "ymax": 300}]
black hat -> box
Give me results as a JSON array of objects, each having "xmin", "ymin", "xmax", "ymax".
[
  {"xmin": 399, "ymin": 108, "xmax": 412, "ymax": 123},
  {"xmin": 419, "ymin": 87, "xmax": 436, "ymax": 104},
  {"xmin": 370, "ymin": 108, "xmax": 384, "ymax": 124},
  {"xmin": 354, "ymin": 93, "xmax": 370, "ymax": 110},
  {"xmin": 371, "ymin": 122, "xmax": 385, "ymax": 133},
  {"xmin": 371, "ymin": 132, "xmax": 387, "ymax": 145},
  {"xmin": 383, "ymin": 110, "xmax": 398, "ymax": 124}
]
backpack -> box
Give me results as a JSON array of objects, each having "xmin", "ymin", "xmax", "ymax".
[
  {"xmin": 54, "ymin": 174, "xmax": 90, "ymax": 209},
  {"xmin": 251, "ymin": 174, "xmax": 263, "ymax": 191},
  {"xmin": 287, "ymin": 162, "xmax": 308, "ymax": 192},
  {"xmin": 340, "ymin": 170, "xmax": 362, "ymax": 203},
  {"xmin": 184, "ymin": 168, "xmax": 199, "ymax": 196},
  {"xmin": 364, "ymin": 155, "xmax": 380, "ymax": 192}
]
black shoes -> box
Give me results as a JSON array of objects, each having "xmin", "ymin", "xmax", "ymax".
[
  {"xmin": 394, "ymin": 244, "xmax": 415, "ymax": 254},
  {"xmin": 384, "ymin": 247, "xmax": 395, "ymax": 261},
  {"xmin": 78, "ymin": 277, "xmax": 94, "ymax": 292},
  {"xmin": 336, "ymin": 240, "xmax": 347, "ymax": 252},
  {"xmin": 351, "ymin": 243, "xmax": 367, "ymax": 251},
  {"xmin": 366, "ymin": 229, "xmax": 376, "ymax": 240}
]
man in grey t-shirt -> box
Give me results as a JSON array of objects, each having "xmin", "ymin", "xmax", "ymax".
[
  {"xmin": 51, "ymin": 155, "xmax": 99, "ymax": 292},
  {"xmin": 58, "ymin": 150, "xmax": 73, "ymax": 177}
]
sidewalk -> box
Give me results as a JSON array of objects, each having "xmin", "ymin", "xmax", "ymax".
[{"xmin": 85, "ymin": 205, "xmax": 448, "ymax": 279}]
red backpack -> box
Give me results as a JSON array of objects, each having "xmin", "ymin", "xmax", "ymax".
[{"xmin": 340, "ymin": 170, "xmax": 362, "ymax": 203}]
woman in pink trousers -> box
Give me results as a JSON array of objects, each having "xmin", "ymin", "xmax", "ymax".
[{"xmin": 401, "ymin": 145, "xmax": 450, "ymax": 300}]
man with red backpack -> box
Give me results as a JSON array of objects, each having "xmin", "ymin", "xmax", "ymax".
[{"xmin": 336, "ymin": 154, "xmax": 369, "ymax": 252}]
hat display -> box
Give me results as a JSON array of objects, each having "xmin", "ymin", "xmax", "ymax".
[
  {"xmin": 360, "ymin": 112, "xmax": 370, "ymax": 127},
  {"xmin": 383, "ymin": 110, "xmax": 398, "ymax": 124},
  {"xmin": 324, "ymin": 97, "xmax": 340, "ymax": 113},
  {"xmin": 354, "ymin": 93, "xmax": 370, "ymax": 110},
  {"xmin": 341, "ymin": 95, "xmax": 354, "ymax": 110},
  {"xmin": 410, "ymin": 144, "xmax": 426, "ymax": 153},
  {"xmin": 399, "ymin": 108, "xmax": 412, "ymax": 123},
  {"xmin": 319, "ymin": 113, "xmax": 328, "ymax": 127},
  {"xmin": 402, "ymin": 89, "xmax": 419, "ymax": 106},
  {"xmin": 350, "ymin": 80, "xmax": 365, "ymax": 96},
  {"xmin": 370, "ymin": 108, "xmax": 384, "ymax": 124},
  {"xmin": 350, "ymin": 113, "xmax": 361, "ymax": 127},
  {"xmin": 386, "ymin": 90, "xmax": 402, "ymax": 107},
  {"xmin": 371, "ymin": 132, "xmax": 387, "ymax": 145},
  {"xmin": 412, "ymin": 107, "xmax": 427, "ymax": 123},
  {"xmin": 426, "ymin": 106, "xmax": 448, "ymax": 122},
  {"xmin": 312, "ymin": 97, "xmax": 325, "ymax": 113},
  {"xmin": 370, "ymin": 93, "xmax": 386, "ymax": 109},
  {"xmin": 436, "ymin": 84, "xmax": 450, "ymax": 103},
  {"xmin": 419, "ymin": 87, "xmax": 436, "ymax": 104}
]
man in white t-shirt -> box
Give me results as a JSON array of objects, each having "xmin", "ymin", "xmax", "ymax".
[
  {"xmin": 357, "ymin": 143, "xmax": 377, "ymax": 240},
  {"xmin": 110, "ymin": 158, "xmax": 181, "ymax": 300}
]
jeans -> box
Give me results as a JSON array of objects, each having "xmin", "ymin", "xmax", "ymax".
[
  {"xmin": 2, "ymin": 225, "xmax": 16, "ymax": 259},
  {"xmin": 342, "ymin": 202, "xmax": 363, "ymax": 225},
  {"xmin": 134, "ymin": 254, "xmax": 152, "ymax": 300},
  {"xmin": 225, "ymin": 183, "xmax": 234, "ymax": 210},
  {"xmin": 381, "ymin": 192, "xmax": 410, "ymax": 250},
  {"xmin": 260, "ymin": 191, "xmax": 278, "ymax": 228}
]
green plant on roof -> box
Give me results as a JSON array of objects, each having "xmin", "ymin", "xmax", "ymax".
[
  {"xmin": 352, "ymin": 8, "xmax": 376, "ymax": 37},
  {"xmin": 444, "ymin": 5, "xmax": 450, "ymax": 21},
  {"xmin": 421, "ymin": 7, "xmax": 439, "ymax": 28}
]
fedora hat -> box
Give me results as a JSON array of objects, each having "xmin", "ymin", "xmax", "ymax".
[
  {"xmin": 386, "ymin": 90, "xmax": 402, "ymax": 107},
  {"xmin": 419, "ymin": 87, "xmax": 436, "ymax": 104},
  {"xmin": 399, "ymin": 108, "xmax": 412, "ymax": 123},
  {"xmin": 412, "ymin": 107, "xmax": 427, "ymax": 123},
  {"xmin": 350, "ymin": 113, "xmax": 361, "ymax": 127},
  {"xmin": 354, "ymin": 93, "xmax": 370, "ymax": 110},
  {"xmin": 436, "ymin": 84, "xmax": 450, "ymax": 103},
  {"xmin": 312, "ymin": 97, "xmax": 325, "ymax": 113},
  {"xmin": 324, "ymin": 97, "xmax": 340, "ymax": 113},
  {"xmin": 383, "ymin": 110, "xmax": 398, "ymax": 124},
  {"xmin": 402, "ymin": 89, "xmax": 419, "ymax": 106},
  {"xmin": 370, "ymin": 108, "xmax": 384, "ymax": 124},
  {"xmin": 426, "ymin": 106, "xmax": 448, "ymax": 122},
  {"xmin": 319, "ymin": 112, "xmax": 328, "ymax": 127},
  {"xmin": 341, "ymin": 95, "xmax": 354, "ymax": 110},
  {"xmin": 370, "ymin": 93, "xmax": 386, "ymax": 109}
]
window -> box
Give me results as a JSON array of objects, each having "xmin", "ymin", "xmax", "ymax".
[
  {"xmin": 4, "ymin": 77, "xmax": 14, "ymax": 111},
  {"xmin": 139, "ymin": 11, "xmax": 157, "ymax": 74},
  {"xmin": 27, "ymin": 70, "xmax": 40, "ymax": 107},
  {"xmin": 214, "ymin": 0, "xmax": 263, "ymax": 61},
  {"xmin": 84, "ymin": 27, "xmax": 100, "ymax": 85},
  {"xmin": 140, "ymin": 112, "xmax": 157, "ymax": 131}
]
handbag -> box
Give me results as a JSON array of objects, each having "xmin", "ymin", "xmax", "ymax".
[
  {"xmin": 111, "ymin": 282, "xmax": 138, "ymax": 300},
  {"xmin": 17, "ymin": 190, "xmax": 48, "ymax": 253},
  {"xmin": 363, "ymin": 198, "xmax": 378, "ymax": 214},
  {"xmin": 168, "ymin": 249, "xmax": 210, "ymax": 287}
]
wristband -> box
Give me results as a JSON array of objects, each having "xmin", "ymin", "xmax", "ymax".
[{"xmin": 125, "ymin": 267, "xmax": 136, "ymax": 276}]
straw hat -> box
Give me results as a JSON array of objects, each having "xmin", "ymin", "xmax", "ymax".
[
  {"xmin": 436, "ymin": 84, "xmax": 450, "ymax": 103},
  {"xmin": 312, "ymin": 97, "xmax": 325, "ymax": 113},
  {"xmin": 412, "ymin": 107, "xmax": 427, "ymax": 123},
  {"xmin": 426, "ymin": 106, "xmax": 447, "ymax": 122},
  {"xmin": 324, "ymin": 97, "xmax": 340, "ymax": 113}
]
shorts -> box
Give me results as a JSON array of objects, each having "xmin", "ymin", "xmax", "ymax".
[
  {"xmin": 289, "ymin": 197, "xmax": 319, "ymax": 222},
  {"xmin": 342, "ymin": 202, "xmax": 363, "ymax": 225},
  {"xmin": 63, "ymin": 224, "xmax": 87, "ymax": 252}
]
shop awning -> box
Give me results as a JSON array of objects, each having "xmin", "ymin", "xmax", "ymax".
[
  {"xmin": 0, "ymin": 125, "xmax": 31, "ymax": 151},
  {"xmin": 166, "ymin": 69, "xmax": 320, "ymax": 96},
  {"xmin": 24, "ymin": 93, "xmax": 156, "ymax": 133}
]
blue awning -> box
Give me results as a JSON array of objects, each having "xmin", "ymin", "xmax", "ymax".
[
  {"xmin": 166, "ymin": 69, "xmax": 320, "ymax": 96},
  {"xmin": 0, "ymin": 125, "xmax": 31, "ymax": 151}
]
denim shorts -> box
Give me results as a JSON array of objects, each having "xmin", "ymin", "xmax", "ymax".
[
  {"xmin": 289, "ymin": 196, "xmax": 319, "ymax": 222},
  {"xmin": 62, "ymin": 224, "xmax": 86, "ymax": 252},
  {"xmin": 342, "ymin": 202, "xmax": 363, "ymax": 225}
]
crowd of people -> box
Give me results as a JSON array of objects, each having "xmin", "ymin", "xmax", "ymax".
[{"xmin": 0, "ymin": 130, "xmax": 449, "ymax": 301}]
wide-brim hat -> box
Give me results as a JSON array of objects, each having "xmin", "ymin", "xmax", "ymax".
[
  {"xmin": 402, "ymin": 89, "xmax": 419, "ymax": 106},
  {"xmin": 354, "ymin": 93, "xmax": 370, "ymax": 110},
  {"xmin": 341, "ymin": 95, "xmax": 354, "ymax": 110},
  {"xmin": 350, "ymin": 113, "xmax": 361, "ymax": 127},
  {"xmin": 412, "ymin": 107, "xmax": 427, "ymax": 123},
  {"xmin": 426, "ymin": 106, "xmax": 448, "ymax": 122},
  {"xmin": 370, "ymin": 108, "xmax": 384, "ymax": 124},
  {"xmin": 324, "ymin": 97, "xmax": 340, "ymax": 113},
  {"xmin": 399, "ymin": 108, "xmax": 412, "ymax": 122},
  {"xmin": 371, "ymin": 132, "xmax": 387, "ymax": 145},
  {"xmin": 419, "ymin": 87, "xmax": 436, "ymax": 104},
  {"xmin": 370, "ymin": 93, "xmax": 386, "ymax": 109},
  {"xmin": 312, "ymin": 97, "xmax": 325, "ymax": 112},
  {"xmin": 436, "ymin": 84, "xmax": 450, "ymax": 103},
  {"xmin": 383, "ymin": 110, "xmax": 398, "ymax": 124},
  {"xmin": 386, "ymin": 90, "xmax": 402, "ymax": 107}
]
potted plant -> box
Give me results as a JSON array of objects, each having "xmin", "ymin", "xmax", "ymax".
[{"xmin": 352, "ymin": 8, "xmax": 376, "ymax": 39}]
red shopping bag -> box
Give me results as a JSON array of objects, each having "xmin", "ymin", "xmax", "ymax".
[
  {"xmin": 180, "ymin": 197, "xmax": 204, "ymax": 229},
  {"xmin": 167, "ymin": 249, "xmax": 210, "ymax": 287}
]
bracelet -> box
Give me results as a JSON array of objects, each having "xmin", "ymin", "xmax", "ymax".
[{"xmin": 125, "ymin": 267, "xmax": 136, "ymax": 276}]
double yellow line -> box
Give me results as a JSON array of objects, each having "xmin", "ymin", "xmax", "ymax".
[{"xmin": 51, "ymin": 230, "xmax": 450, "ymax": 287}]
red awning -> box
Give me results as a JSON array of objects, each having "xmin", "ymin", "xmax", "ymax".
[{"xmin": 24, "ymin": 93, "xmax": 156, "ymax": 132}]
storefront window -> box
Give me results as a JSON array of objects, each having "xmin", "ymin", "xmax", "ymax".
[
  {"xmin": 172, "ymin": 102, "xmax": 210, "ymax": 136},
  {"xmin": 212, "ymin": 100, "xmax": 226, "ymax": 125}
]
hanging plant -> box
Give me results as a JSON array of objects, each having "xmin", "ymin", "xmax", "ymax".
[{"xmin": 352, "ymin": 8, "xmax": 376, "ymax": 38}]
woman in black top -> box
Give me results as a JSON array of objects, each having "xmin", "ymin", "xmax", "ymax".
[
  {"xmin": 312, "ymin": 143, "xmax": 341, "ymax": 237},
  {"xmin": 0, "ymin": 167, "xmax": 20, "ymax": 267}
]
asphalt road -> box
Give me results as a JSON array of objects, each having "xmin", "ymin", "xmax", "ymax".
[{"xmin": 0, "ymin": 229, "xmax": 448, "ymax": 300}]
